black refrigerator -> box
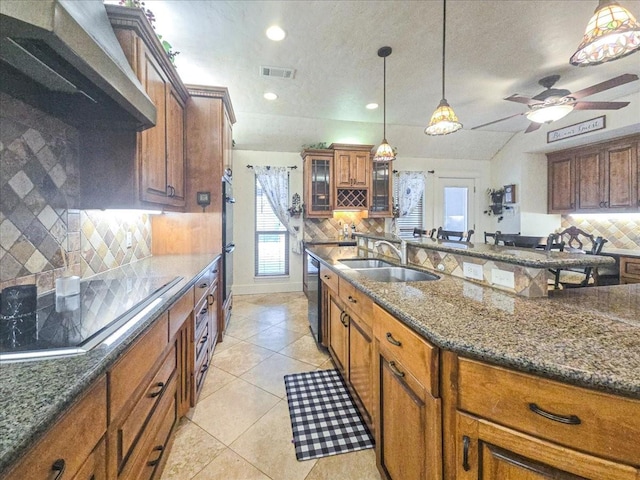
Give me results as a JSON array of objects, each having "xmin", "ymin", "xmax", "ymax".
[{"xmin": 222, "ymin": 173, "xmax": 235, "ymax": 324}]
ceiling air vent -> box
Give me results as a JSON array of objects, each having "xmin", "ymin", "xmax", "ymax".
[{"xmin": 260, "ymin": 66, "xmax": 295, "ymax": 79}]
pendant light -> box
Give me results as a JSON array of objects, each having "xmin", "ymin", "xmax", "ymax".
[
  {"xmin": 373, "ymin": 46, "xmax": 396, "ymax": 162},
  {"xmin": 570, "ymin": 0, "xmax": 640, "ymax": 66},
  {"xmin": 425, "ymin": 0, "xmax": 462, "ymax": 136}
]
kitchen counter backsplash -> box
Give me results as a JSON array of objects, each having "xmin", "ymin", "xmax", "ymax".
[
  {"xmin": 303, "ymin": 215, "xmax": 384, "ymax": 242},
  {"xmin": 561, "ymin": 215, "xmax": 640, "ymax": 250},
  {"xmin": 0, "ymin": 94, "xmax": 153, "ymax": 294}
]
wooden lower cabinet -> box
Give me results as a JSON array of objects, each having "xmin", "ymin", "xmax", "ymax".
[
  {"xmin": 349, "ymin": 312, "xmax": 374, "ymax": 425},
  {"xmin": 3, "ymin": 377, "xmax": 107, "ymax": 480},
  {"xmin": 454, "ymin": 412, "xmax": 638, "ymax": 479},
  {"xmin": 620, "ymin": 256, "xmax": 640, "ymax": 284},
  {"xmin": 328, "ymin": 291, "xmax": 348, "ymax": 373}
]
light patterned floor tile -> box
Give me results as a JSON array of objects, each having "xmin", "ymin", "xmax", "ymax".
[
  {"xmin": 225, "ymin": 314, "xmax": 281, "ymax": 340},
  {"xmin": 198, "ymin": 366, "xmax": 237, "ymax": 401},
  {"xmin": 190, "ymin": 377, "xmax": 279, "ymax": 445},
  {"xmin": 211, "ymin": 341, "xmax": 275, "ymax": 376},
  {"xmin": 212, "ymin": 334, "xmax": 242, "ymax": 355},
  {"xmin": 279, "ymin": 334, "xmax": 330, "ymax": 367},
  {"xmin": 305, "ymin": 448, "xmax": 382, "ymax": 480},
  {"xmin": 160, "ymin": 418, "xmax": 226, "ymax": 480},
  {"xmin": 245, "ymin": 324, "xmax": 307, "ymax": 352},
  {"xmin": 230, "ymin": 400, "xmax": 317, "ymax": 480},
  {"xmin": 240, "ymin": 353, "xmax": 316, "ymax": 398},
  {"xmin": 191, "ymin": 448, "xmax": 270, "ymax": 480}
]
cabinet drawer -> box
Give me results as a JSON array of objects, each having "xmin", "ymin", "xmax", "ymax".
[
  {"xmin": 194, "ymin": 296, "xmax": 210, "ymax": 341},
  {"xmin": 195, "ymin": 320, "xmax": 209, "ymax": 365},
  {"xmin": 73, "ymin": 436, "xmax": 106, "ymax": 480},
  {"xmin": 373, "ymin": 304, "xmax": 439, "ymax": 395},
  {"xmin": 339, "ymin": 277, "xmax": 372, "ymax": 325},
  {"xmin": 620, "ymin": 256, "xmax": 640, "ymax": 280},
  {"xmin": 320, "ymin": 264, "xmax": 339, "ymax": 293},
  {"xmin": 169, "ymin": 287, "xmax": 193, "ymax": 340},
  {"xmin": 456, "ymin": 357, "xmax": 640, "ymax": 466},
  {"xmin": 110, "ymin": 314, "xmax": 169, "ymax": 420},
  {"xmin": 120, "ymin": 376, "xmax": 177, "ymax": 480},
  {"xmin": 194, "ymin": 269, "xmax": 214, "ymax": 306},
  {"xmin": 5, "ymin": 377, "xmax": 107, "ymax": 480},
  {"xmin": 194, "ymin": 349, "xmax": 210, "ymax": 401},
  {"xmin": 117, "ymin": 346, "xmax": 176, "ymax": 469}
]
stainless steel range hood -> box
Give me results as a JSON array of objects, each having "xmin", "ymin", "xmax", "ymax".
[{"xmin": 0, "ymin": 0, "xmax": 155, "ymax": 130}]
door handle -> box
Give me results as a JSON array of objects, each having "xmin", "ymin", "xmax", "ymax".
[{"xmin": 462, "ymin": 436, "xmax": 471, "ymax": 471}]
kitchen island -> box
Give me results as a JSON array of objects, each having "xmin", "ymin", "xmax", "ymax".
[
  {"xmin": 308, "ymin": 243, "xmax": 639, "ymax": 479},
  {"xmin": 0, "ymin": 253, "xmax": 220, "ymax": 476}
]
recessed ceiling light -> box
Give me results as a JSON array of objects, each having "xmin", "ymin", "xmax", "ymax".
[
  {"xmin": 266, "ymin": 26, "xmax": 286, "ymax": 41},
  {"xmin": 366, "ymin": 103, "xmax": 379, "ymax": 110},
  {"xmin": 264, "ymin": 92, "xmax": 278, "ymax": 100}
]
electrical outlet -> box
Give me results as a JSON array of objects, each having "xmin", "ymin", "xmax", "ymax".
[
  {"xmin": 463, "ymin": 262, "xmax": 483, "ymax": 280},
  {"xmin": 126, "ymin": 232, "xmax": 132, "ymax": 249},
  {"xmin": 492, "ymin": 269, "xmax": 515, "ymax": 289}
]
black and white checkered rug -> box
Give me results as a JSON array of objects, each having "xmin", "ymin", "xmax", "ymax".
[{"xmin": 284, "ymin": 369, "xmax": 374, "ymax": 461}]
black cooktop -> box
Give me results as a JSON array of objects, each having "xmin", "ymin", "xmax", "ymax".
[{"xmin": 0, "ymin": 275, "xmax": 181, "ymax": 361}]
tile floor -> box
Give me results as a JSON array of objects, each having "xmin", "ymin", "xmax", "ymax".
[{"xmin": 161, "ymin": 292, "xmax": 382, "ymax": 480}]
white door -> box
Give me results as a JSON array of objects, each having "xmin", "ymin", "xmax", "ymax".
[{"xmin": 434, "ymin": 177, "xmax": 476, "ymax": 232}]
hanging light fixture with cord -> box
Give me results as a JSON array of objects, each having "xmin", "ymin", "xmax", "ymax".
[
  {"xmin": 373, "ymin": 46, "xmax": 396, "ymax": 162},
  {"xmin": 425, "ymin": 0, "xmax": 462, "ymax": 136},
  {"xmin": 570, "ymin": 0, "xmax": 640, "ymax": 66}
]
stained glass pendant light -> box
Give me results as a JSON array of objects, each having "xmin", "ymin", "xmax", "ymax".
[
  {"xmin": 570, "ymin": 0, "xmax": 640, "ymax": 66},
  {"xmin": 425, "ymin": 0, "xmax": 462, "ymax": 136},
  {"xmin": 373, "ymin": 46, "xmax": 396, "ymax": 162}
]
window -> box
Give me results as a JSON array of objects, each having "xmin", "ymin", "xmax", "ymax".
[
  {"xmin": 393, "ymin": 181, "xmax": 424, "ymax": 238},
  {"xmin": 255, "ymin": 178, "xmax": 289, "ymax": 276}
]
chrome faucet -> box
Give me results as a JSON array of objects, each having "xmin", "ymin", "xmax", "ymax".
[{"xmin": 374, "ymin": 239, "xmax": 407, "ymax": 265}]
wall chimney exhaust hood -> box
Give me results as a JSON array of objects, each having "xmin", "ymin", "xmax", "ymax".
[{"xmin": 0, "ymin": 0, "xmax": 156, "ymax": 130}]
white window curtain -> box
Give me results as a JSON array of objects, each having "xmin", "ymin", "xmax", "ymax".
[
  {"xmin": 253, "ymin": 166, "xmax": 302, "ymax": 254},
  {"xmin": 396, "ymin": 171, "xmax": 425, "ymax": 217}
]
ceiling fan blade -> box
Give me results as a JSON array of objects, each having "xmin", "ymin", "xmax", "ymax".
[
  {"xmin": 570, "ymin": 74, "xmax": 639, "ymax": 100},
  {"xmin": 573, "ymin": 101, "xmax": 630, "ymax": 110},
  {"xmin": 504, "ymin": 94, "xmax": 538, "ymax": 105},
  {"xmin": 471, "ymin": 112, "xmax": 525, "ymax": 130},
  {"xmin": 524, "ymin": 122, "xmax": 542, "ymax": 134}
]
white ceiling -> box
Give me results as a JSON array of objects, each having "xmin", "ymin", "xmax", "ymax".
[{"xmin": 146, "ymin": 0, "xmax": 640, "ymax": 160}]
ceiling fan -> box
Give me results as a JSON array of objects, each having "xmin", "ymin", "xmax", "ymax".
[{"xmin": 472, "ymin": 73, "xmax": 639, "ymax": 133}]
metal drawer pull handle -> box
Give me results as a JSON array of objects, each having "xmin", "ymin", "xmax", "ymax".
[
  {"xmin": 147, "ymin": 445, "xmax": 164, "ymax": 466},
  {"xmin": 200, "ymin": 307, "xmax": 208, "ymax": 315},
  {"xmin": 347, "ymin": 295, "xmax": 357, "ymax": 303},
  {"xmin": 462, "ymin": 436, "xmax": 471, "ymax": 471},
  {"xmin": 201, "ymin": 364, "xmax": 209, "ymax": 373},
  {"xmin": 529, "ymin": 403, "xmax": 581, "ymax": 425},
  {"xmin": 388, "ymin": 361, "xmax": 405, "ymax": 377},
  {"xmin": 200, "ymin": 335, "xmax": 208, "ymax": 345},
  {"xmin": 340, "ymin": 311, "xmax": 348, "ymax": 327},
  {"xmin": 323, "ymin": 274, "xmax": 330, "ymax": 279},
  {"xmin": 49, "ymin": 459, "xmax": 65, "ymax": 480},
  {"xmin": 386, "ymin": 332, "xmax": 402, "ymax": 346},
  {"xmin": 149, "ymin": 382, "xmax": 165, "ymax": 398},
  {"xmin": 199, "ymin": 283, "xmax": 208, "ymax": 288},
  {"xmin": 208, "ymin": 294, "xmax": 215, "ymax": 306}
]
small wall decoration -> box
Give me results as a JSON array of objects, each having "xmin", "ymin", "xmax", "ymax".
[
  {"xmin": 547, "ymin": 116, "xmax": 605, "ymax": 143},
  {"xmin": 503, "ymin": 184, "xmax": 516, "ymax": 204}
]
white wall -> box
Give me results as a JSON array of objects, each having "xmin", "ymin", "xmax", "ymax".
[{"xmin": 232, "ymin": 150, "xmax": 305, "ymax": 295}]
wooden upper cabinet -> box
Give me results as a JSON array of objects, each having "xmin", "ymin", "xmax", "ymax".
[
  {"xmin": 369, "ymin": 160, "xmax": 393, "ymax": 217},
  {"xmin": 166, "ymin": 87, "xmax": 186, "ymax": 204},
  {"xmin": 334, "ymin": 148, "xmax": 370, "ymax": 187},
  {"xmin": 139, "ymin": 46, "xmax": 169, "ymax": 204},
  {"xmin": 301, "ymin": 149, "xmax": 334, "ymax": 218},
  {"xmin": 547, "ymin": 134, "xmax": 639, "ymax": 214},
  {"xmin": 547, "ymin": 154, "xmax": 575, "ymax": 213},
  {"xmin": 605, "ymin": 142, "xmax": 637, "ymax": 210}
]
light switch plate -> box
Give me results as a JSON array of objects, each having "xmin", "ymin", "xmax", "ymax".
[
  {"xmin": 126, "ymin": 232, "xmax": 132, "ymax": 249},
  {"xmin": 463, "ymin": 262, "xmax": 483, "ymax": 280},
  {"xmin": 492, "ymin": 269, "xmax": 515, "ymax": 289}
]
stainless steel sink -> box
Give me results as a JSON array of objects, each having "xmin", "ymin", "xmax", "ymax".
[
  {"xmin": 339, "ymin": 258, "xmax": 395, "ymax": 268},
  {"xmin": 353, "ymin": 267, "xmax": 440, "ymax": 282}
]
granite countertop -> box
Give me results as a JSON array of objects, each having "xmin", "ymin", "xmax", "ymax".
[
  {"xmin": 355, "ymin": 232, "xmax": 616, "ymax": 269},
  {"xmin": 307, "ymin": 245, "xmax": 640, "ymax": 399},
  {"xmin": 601, "ymin": 247, "xmax": 640, "ymax": 259},
  {"xmin": 0, "ymin": 253, "xmax": 220, "ymax": 474}
]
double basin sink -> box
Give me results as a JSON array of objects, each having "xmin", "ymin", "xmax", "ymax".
[{"xmin": 339, "ymin": 258, "xmax": 439, "ymax": 283}]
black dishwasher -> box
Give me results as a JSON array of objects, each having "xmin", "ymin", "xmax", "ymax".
[{"xmin": 307, "ymin": 256, "xmax": 322, "ymax": 345}]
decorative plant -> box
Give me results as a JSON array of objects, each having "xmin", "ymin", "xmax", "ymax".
[
  {"xmin": 116, "ymin": 0, "xmax": 179, "ymax": 65},
  {"xmin": 287, "ymin": 193, "xmax": 303, "ymax": 217},
  {"xmin": 302, "ymin": 142, "xmax": 329, "ymax": 149}
]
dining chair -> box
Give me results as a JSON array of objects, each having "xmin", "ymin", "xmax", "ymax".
[
  {"xmin": 436, "ymin": 227, "xmax": 475, "ymax": 242},
  {"xmin": 413, "ymin": 228, "xmax": 436, "ymax": 238},
  {"xmin": 549, "ymin": 227, "xmax": 608, "ymax": 289},
  {"xmin": 494, "ymin": 233, "xmax": 546, "ymax": 249}
]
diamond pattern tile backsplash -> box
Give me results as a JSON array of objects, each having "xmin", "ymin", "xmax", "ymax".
[
  {"xmin": 561, "ymin": 216, "xmax": 640, "ymax": 250},
  {"xmin": 304, "ymin": 213, "xmax": 385, "ymax": 241},
  {"xmin": 0, "ymin": 94, "xmax": 152, "ymax": 294}
]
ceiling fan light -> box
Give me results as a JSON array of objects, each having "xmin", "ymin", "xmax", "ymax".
[
  {"xmin": 526, "ymin": 104, "xmax": 574, "ymax": 124},
  {"xmin": 570, "ymin": 0, "xmax": 640, "ymax": 66},
  {"xmin": 373, "ymin": 139, "xmax": 396, "ymax": 162},
  {"xmin": 425, "ymin": 99, "xmax": 463, "ymax": 136}
]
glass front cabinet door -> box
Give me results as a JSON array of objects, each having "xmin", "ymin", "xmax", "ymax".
[
  {"xmin": 369, "ymin": 160, "xmax": 393, "ymax": 217},
  {"xmin": 302, "ymin": 149, "xmax": 334, "ymax": 218}
]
